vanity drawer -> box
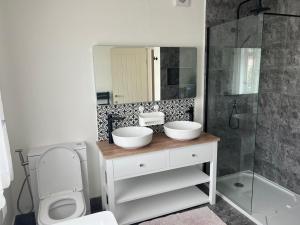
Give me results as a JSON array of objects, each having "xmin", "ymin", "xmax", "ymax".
[
  {"xmin": 112, "ymin": 151, "xmax": 168, "ymax": 180},
  {"xmin": 170, "ymin": 143, "xmax": 213, "ymax": 168}
]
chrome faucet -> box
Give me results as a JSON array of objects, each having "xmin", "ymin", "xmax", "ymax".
[{"xmin": 107, "ymin": 114, "xmax": 125, "ymax": 144}]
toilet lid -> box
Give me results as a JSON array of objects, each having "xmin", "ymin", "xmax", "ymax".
[{"xmin": 37, "ymin": 146, "xmax": 83, "ymax": 199}]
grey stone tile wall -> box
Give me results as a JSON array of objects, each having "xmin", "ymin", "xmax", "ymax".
[
  {"xmin": 206, "ymin": 0, "xmax": 240, "ymax": 27},
  {"xmin": 254, "ymin": 14, "xmax": 300, "ymax": 194}
]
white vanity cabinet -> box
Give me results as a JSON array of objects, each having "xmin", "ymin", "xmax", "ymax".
[{"xmin": 98, "ymin": 133, "xmax": 219, "ymax": 225}]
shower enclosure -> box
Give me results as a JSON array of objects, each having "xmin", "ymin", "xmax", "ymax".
[{"xmin": 206, "ymin": 13, "xmax": 300, "ymax": 225}]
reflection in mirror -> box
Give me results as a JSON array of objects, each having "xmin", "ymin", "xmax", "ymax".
[
  {"xmin": 224, "ymin": 48, "xmax": 261, "ymax": 95},
  {"xmin": 93, "ymin": 46, "xmax": 198, "ymax": 105}
]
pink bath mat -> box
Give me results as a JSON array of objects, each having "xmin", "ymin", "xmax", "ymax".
[{"xmin": 139, "ymin": 207, "xmax": 226, "ymax": 225}]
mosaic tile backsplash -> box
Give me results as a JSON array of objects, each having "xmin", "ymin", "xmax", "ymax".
[{"xmin": 97, "ymin": 98, "xmax": 194, "ymax": 141}]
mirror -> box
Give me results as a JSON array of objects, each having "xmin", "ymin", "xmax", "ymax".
[{"xmin": 93, "ymin": 46, "xmax": 198, "ymax": 105}]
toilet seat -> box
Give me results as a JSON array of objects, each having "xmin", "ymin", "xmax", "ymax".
[
  {"xmin": 38, "ymin": 191, "xmax": 86, "ymax": 225},
  {"xmin": 36, "ymin": 147, "xmax": 86, "ymax": 225}
]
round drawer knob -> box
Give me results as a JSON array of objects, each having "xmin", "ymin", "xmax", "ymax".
[
  {"xmin": 139, "ymin": 163, "xmax": 145, "ymax": 167},
  {"xmin": 192, "ymin": 154, "xmax": 197, "ymax": 157}
]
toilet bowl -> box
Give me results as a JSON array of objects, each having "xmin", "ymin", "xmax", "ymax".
[
  {"xmin": 36, "ymin": 146, "xmax": 86, "ymax": 225},
  {"xmin": 38, "ymin": 192, "xmax": 86, "ymax": 225}
]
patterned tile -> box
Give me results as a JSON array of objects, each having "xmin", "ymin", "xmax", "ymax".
[{"xmin": 97, "ymin": 98, "xmax": 194, "ymax": 141}]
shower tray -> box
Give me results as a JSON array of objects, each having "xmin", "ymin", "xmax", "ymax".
[{"xmin": 217, "ymin": 171, "xmax": 300, "ymax": 225}]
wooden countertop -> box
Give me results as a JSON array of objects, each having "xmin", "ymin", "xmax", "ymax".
[{"xmin": 97, "ymin": 132, "xmax": 220, "ymax": 159}]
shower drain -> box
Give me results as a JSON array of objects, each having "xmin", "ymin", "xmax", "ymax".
[{"xmin": 234, "ymin": 182, "xmax": 244, "ymax": 188}]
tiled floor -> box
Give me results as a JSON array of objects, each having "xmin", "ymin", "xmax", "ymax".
[
  {"xmin": 133, "ymin": 196, "xmax": 255, "ymax": 225},
  {"xmin": 208, "ymin": 196, "xmax": 256, "ymax": 225},
  {"xmin": 14, "ymin": 196, "xmax": 255, "ymax": 225},
  {"xmin": 14, "ymin": 212, "xmax": 35, "ymax": 225}
]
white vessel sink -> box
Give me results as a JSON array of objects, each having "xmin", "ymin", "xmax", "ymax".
[
  {"xmin": 164, "ymin": 121, "xmax": 202, "ymax": 141},
  {"xmin": 112, "ymin": 126, "xmax": 153, "ymax": 149}
]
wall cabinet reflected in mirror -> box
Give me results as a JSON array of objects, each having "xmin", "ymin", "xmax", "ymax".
[{"xmin": 93, "ymin": 46, "xmax": 198, "ymax": 105}]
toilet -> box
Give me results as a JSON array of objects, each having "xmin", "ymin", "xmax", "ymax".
[{"xmin": 36, "ymin": 146, "xmax": 86, "ymax": 225}]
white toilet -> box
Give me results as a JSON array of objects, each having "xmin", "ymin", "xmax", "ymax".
[{"xmin": 35, "ymin": 146, "xmax": 86, "ymax": 225}]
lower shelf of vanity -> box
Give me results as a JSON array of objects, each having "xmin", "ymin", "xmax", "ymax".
[
  {"xmin": 115, "ymin": 186, "xmax": 209, "ymax": 225},
  {"xmin": 115, "ymin": 166, "xmax": 210, "ymax": 204}
]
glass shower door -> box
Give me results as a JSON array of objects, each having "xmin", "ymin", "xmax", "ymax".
[{"xmin": 206, "ymin": 15, "xmax": 263, "ymax": 213}]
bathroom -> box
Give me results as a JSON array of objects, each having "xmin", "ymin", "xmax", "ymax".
[{"xmin": 0, "ymin": 0, "xmax": 299, "ymax": 225}]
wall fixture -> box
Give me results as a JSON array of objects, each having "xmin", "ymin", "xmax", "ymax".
[
  {"xmin": 174, "ymin": 0, "xmax": 191, "ymax": 7},
  {"xmin": 139, "ymin": 105, "xmax": 165, "ymax": 127}
]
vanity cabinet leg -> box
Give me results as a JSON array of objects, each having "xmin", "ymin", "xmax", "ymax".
[
  {"xmin": 209, "ymin": 143, "xmax": 217, "ymax": 205},
  {"xmin": 105, "ymin": 160, "xmax": 116, "ymax": 212},
  {"xmin": 99, "ymin": 153, "xmax": 107, "ymax": 210}
]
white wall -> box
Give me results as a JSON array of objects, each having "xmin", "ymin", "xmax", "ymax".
[{"xmin": 1, "ymin": 0, "xmax": 206, "ymax": 215}]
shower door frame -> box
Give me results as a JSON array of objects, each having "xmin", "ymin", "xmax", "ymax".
[{"xmin": 204, "ymin": 11, "xmax": 300, "ymax": 225}]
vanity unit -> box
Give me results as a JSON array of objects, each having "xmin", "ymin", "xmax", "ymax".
[{"xmin": 97, "ymin": 132, "xmax": 219, "ymax": 225}]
